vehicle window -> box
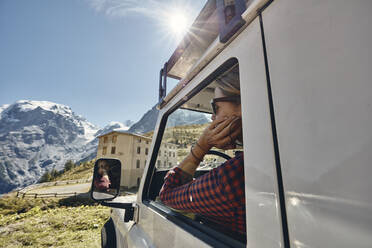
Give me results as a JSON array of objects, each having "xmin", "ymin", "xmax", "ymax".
[
  {"xmin": 147, "ymin": 61, "xmax": 245, "ymax": 243},
  {"xmin": 154, "ymin": 109, "xmax": 237, "ymax": 171}
]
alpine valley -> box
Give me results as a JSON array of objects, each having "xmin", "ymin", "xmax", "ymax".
[
  {"xmin": 0, "ymin": 100, "xmax": 131, "ymax": 194},
  {"xmin": 0, "ymin": 100, "xmax": 209, "ymax": 194}
]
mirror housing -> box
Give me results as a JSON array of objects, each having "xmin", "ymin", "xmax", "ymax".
[
  {"xmin": 91, "ymin": 158, "xmax": 121, "ymax": 201},
  {"xmin": 90, "ymin": 158, "xmax": 137, "ymax": 222}
]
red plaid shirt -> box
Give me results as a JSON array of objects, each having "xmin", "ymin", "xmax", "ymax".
[{"xmin": 159, "ymin": 152, "xmax": 245, "ymax": 235}]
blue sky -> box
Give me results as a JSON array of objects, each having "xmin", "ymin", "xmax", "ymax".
[{"xmin": 0, "ymin": 0, "xmax": 205, "ymax": 127}]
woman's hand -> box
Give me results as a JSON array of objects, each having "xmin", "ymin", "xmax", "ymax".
[
  {"xmin": 198, "ymin": 115, "xmax": 242, "ymax": 151},
  {"xmin": 178, "ymin": 116, "xmax": 241, "ymax": 176}
]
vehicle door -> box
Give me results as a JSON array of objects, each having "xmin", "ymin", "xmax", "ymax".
[
  {"xmin": 123, "ymin": 14, "xmax": 287, "ymax": 247},
  {"xmin": 262, "ymin": 0, "xmax": 372, "ymax": 247}
]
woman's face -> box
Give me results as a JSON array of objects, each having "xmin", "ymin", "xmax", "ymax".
[{"xmin": 212, "ymin": 87, "xmax": 241, "ymax": 121}]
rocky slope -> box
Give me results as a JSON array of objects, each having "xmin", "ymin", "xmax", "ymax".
[
  {"xmin": 0, "ymin": 100, "xmax": 130, "ymax": 194},
  {"xmin": 129, "ymin": 105, "xmax": 210, "ymax": 134},
  {"xmin": 0, "ymin": 100, "xmax": 208, "ymax": 193}
]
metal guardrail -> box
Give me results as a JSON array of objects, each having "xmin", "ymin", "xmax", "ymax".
[
  {"xmin": 16, "ymin": 191, "xmax": 82, "ymax": 199},
  {"xmin": 17, "ymin": 178, "xmax": 92, "ymax": 194},
  {"xmin": 14, "ymin": 178, "xmax": 92, "ymax": 199}
]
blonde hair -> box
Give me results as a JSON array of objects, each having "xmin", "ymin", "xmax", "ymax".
[
  {"xmin": 98, "ymin": 160, "xmax": 108, "ymax": 168},
  {"xmin": 215, "ymin": 65, "xmax": 240, "ymax": 97}
]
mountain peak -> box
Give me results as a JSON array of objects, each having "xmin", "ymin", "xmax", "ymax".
[
  {"xmin": 0, "ymin": 104, "xmax": 10, "ymax": 117},
  {"xmin": 0, "ymin": 100, "xmax": 101, "ymax": 194},
  {"xmin": 94, "ymin": 121, "xmax": 130, "ymax": 137},
  {"xmin": 108, "ymin": 121, "xmax": 130, "ymax": 131},
  {"xmin": 12, "ymin": 100, "xmax": 73, "ymax": 116},
  {"xmin": 0, "ymin": 100, "xmax": 210, "ymax": 194}
]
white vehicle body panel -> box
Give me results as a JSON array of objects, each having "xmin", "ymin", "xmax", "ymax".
[
  {"xmin": 105, "ymin": 0, "xmax": 372, "ymax": 247},
  {"xmin": 263, "ymin": 0, "xmax": 372, "ymax": 247},
  {"xmin": 117, "ymin": 16, "xmax": 284, "ymax": 247}
]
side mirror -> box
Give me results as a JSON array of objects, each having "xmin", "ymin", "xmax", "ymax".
[{"xmin": 91, "ymin": 158, "xmax": 121, "ymax": 201}]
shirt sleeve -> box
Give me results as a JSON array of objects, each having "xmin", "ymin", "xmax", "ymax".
[{"xmin": 159, "ymin": 153, "xmax": 244, "ymax": 217}]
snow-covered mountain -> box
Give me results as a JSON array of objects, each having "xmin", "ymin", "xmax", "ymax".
[
  {"xmin": 0, "ymin": 100, "xmax": 131, "ymax": 194},
  {"xmin": 94, "ymin": 121, "xmax": 130, "ymax": 137},
  {"xmin": 0, "ymin": 100, "xmax": 208, "ymax": 194},
  {"xmin": 78, "ymin": 121, "xmax": 132, "ymax": 162},
  {"xmin": 128, "ymin": 105, "xmax": 160, "ymax": 134},
  {"xmin": 129, "ymin": 105, "xmax": 210, "ymax": 134}
]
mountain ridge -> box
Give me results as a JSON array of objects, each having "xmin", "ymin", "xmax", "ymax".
[
  {"xmin": 0, "ymin": 100, "xmax": 209, "ymax": 193},
  {"xmin": 0, "ymin": 100, "xmax": 135, "ymax": 193}
]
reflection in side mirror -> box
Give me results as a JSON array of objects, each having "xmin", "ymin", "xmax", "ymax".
[{"xmin": 91, "ymin": 158, "xmax": 121, "ymax": 201}]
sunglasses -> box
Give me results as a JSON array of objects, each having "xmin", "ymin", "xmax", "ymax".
[{"xmin": 210, "ymin": 96, "xmax": 241, "ymax": 115}]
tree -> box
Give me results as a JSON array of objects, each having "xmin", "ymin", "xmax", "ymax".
[
  {"xmin": 50, "ymin": 168, "xmax": 61, "ymax": 179},
  {"xmin": 39, "ymin": 171, "xmax": 52, "ymax": 183},
  {"xmin": 64, "ymin": 160, "xmax": 75, "ymax": 171}
]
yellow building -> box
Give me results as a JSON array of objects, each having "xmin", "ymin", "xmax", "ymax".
[{"xmin": 96, "ymin": 131, "xmax": 177, "ymax": 189}]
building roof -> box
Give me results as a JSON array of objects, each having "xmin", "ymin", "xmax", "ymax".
[{"xmin": 97, "ymin": 130, "xmax": 152, "ymax": 140}]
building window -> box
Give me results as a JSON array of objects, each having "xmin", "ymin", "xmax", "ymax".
[
  {"xmin": 136, "ymin": 159, "xmax": 140, "ymax": 168},
  {"xmin": 169, "ymin": 151, "xmax": 171, "ymax": 156},
  {"xmin": 157, "ymin": 160, "xmax": 160, "ymax": 166},
  {"xmin": 138, "ymin": 138, "xmax": 141, "ymax": 143},
  {"xmin": 146, "ymin": 141, "xmax": 149, "ymax": 144},
  {"xmin": 169, "ymin": 162, "xmax": 172, "ymax": 167},
  {"xmin": 137, "ymin": 177, "xmax": 141, "ymax": 187},
  {"xmin": 164, "ymin": 161, "xmax": 167, "ymax": 167},
  {"xmin": 103, "ymin": 137, "xmax": 108, "ymax": 143},
  {"xmin": 145, "ymin": 148, "xmax": 148, "ymax": 155},
  {"xmin": 102, "ymin": 147, "xmax": 107, "ymax": 155},
  {"xmin": 111, "ymin": 146, "xmax": 116, "ymax": 154},
  {"xmin": 137, "ymin": 147, "xmax": 141, "ymax": 154},
  {"xmin": 173, "ymin": 152, "xmax": 175, "ymax": 157},
  {"xmin": 144, "ymin": 160, "xmax": 147, "ymax": 167},
  {"xmin": 112, "ymin": 135, "xmax": 117, "ymax": 143}
]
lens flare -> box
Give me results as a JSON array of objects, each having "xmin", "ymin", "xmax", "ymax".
[
  {"xmin": 156, "ymin": 2, "xmax": 195, "ymax": 44},
  {"xmin": 168, "ymin": 10, "xmax": 189, "ymax": 39}
]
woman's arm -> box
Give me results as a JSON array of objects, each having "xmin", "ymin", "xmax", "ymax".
[{"xmin": 159, "ymin": 153, "xmax": 244, "ymax": 216}]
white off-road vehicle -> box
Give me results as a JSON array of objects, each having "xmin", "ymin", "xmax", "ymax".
[{"xmin": 90, "ymin": 0, "xmax": 372, "ymax": 247}]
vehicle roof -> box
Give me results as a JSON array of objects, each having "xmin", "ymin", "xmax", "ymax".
[
  {"xmin": 166, "ymin": 0, "xmax": 219, "ymax": 80},
  {"xmin": 159, "ymin": 0, "xmax": 270, "ymax": 110}
]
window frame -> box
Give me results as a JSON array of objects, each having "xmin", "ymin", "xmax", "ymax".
[{"xmin": 141, "ymin": 58, "xmax": 245, "ymax": 247}]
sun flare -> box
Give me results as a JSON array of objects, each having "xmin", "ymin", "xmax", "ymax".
[
  {"xmin": 159, "ymin": 6, "xmax": 193, "ymax": 43},
  {"xmin": 153, "ymin": 1, "xmax": 197, "ymax": 45},
  {"xmin": 168, "ymin": 11, "xmax": 189, "ymax": 38}
]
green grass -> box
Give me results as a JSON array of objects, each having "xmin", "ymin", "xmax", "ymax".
[
  {"xmin": 52, "ymin": 160, "xmax": 95, "ymax": 182},
  {"xmin": 0, "ymin": 194, "xmax": 110, "ymax": 248},
  {"xmin": 0, "ymin": 159, "xmax": 111, "ymax": 248},
  {"xmin": 0, "ymin": 204, "xmax": 110, "ymax": 247}
]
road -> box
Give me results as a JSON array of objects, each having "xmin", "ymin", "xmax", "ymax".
[{"xmin": 27, "ymin": 183, "xmax": 91, "ymax": 194}]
